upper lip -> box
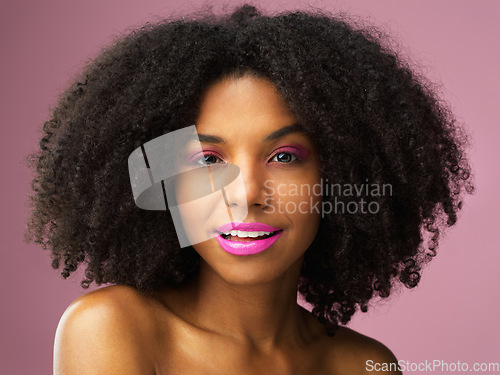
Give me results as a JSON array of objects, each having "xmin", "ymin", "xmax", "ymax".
[{"xmin": 216, "ymin": 222, "xmax": 282, "ymax": 233}]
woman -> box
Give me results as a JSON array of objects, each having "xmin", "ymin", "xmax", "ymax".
[{"xmin": 25, "ymin": 5, "xmax": 473, "ymax": 374}]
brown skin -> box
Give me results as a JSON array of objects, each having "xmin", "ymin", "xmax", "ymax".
[{"xmin": 54, "ymin": 76, "xmax": 402, "ymax": 375}]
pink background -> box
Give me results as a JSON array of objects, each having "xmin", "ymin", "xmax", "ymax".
[{"xmin": 1, "ymin": 0, "xmax": 499, "ymax": 373}]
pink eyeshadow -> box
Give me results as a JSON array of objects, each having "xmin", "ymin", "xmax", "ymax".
[{"xmin": 277, "ymin": 145, "xmax": 310, "ymax": 160}]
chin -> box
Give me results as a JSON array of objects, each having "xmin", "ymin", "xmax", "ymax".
[
  {"xmin": 196, "ymin": 240, "xmax": 305, "ymax": 287},
  {"xmin": 216, "ymin": 266, "xmax": 291, "ymax": 286}
]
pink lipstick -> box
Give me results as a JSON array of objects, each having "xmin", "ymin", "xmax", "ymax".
[{"xmin": 215, "ymin": 222, "xmax": 283, "ymax": 256}]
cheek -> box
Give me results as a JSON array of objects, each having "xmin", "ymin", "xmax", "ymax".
[
  {"xmin": 175, "ymin": 193, "xmax": 224, "ymax": 246},
  {"xmin": 174, "ymin": 180, "xmax": 248, "ymax": 246},
  {"xmin": 173, "ymin": 179, "xmax": 220, "ymax": 245},
  {"xmin": 270, "ymin": 174, "xmax": 322, "ymax": 238},
  {"xmin": 289, "ymin": 193, "xmax": 322, "ymax": 243}
]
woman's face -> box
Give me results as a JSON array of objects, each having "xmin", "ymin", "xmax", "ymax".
[{"xmin": 176, "ymin": 74, "xmax": 322, "ymax": 285}]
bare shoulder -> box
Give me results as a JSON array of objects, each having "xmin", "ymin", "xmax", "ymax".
[
  {"xmin": 326, "ymin": 326, "xmax": 402, "ymax": 375},
  {"xmin": 54, "ymin": 285, "xmax": 157, "ymax": 375}
]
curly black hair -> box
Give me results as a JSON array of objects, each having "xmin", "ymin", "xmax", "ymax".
[{"xmin": 25, "ymin": 4, "xmax": 473, "ymax": 335}]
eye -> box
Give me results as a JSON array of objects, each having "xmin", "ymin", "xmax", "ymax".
[
  {"xmin": 192, "ymin": 152, "xmax": 225, "ymax": 166},
  {"xmin": 269, "ymin": 151, "xmax": 298, "ymax": 164}
]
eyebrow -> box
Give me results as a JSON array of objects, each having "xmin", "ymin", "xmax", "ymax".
[{"xmin": 196, "ymin": 123, "xmax": 307, "ymax": 144}]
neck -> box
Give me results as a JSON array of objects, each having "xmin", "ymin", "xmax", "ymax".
[{"xmin": 162, "ymin": 256, "xmax": 310, "ymax": 350}]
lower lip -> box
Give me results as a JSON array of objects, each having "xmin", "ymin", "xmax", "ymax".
[{"xmin": 216, "ymin": 231, "xmax": 283, "ymax": 256}]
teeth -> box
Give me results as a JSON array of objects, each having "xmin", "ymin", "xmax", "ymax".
[{"xmin": 223, "ymin": 230, "xmax": 272, "ymax": 238}]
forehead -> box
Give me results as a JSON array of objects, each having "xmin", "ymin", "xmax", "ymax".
[{"xmin": 195, "ymin": 75, "xmax": 297, "ymax": 134}]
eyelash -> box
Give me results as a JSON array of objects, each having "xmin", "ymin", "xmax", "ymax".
[
  {"xmin": 268, "ymin": 150, "xmax": 300, "ymax": 164},
  {"xmin": 191, "ymin": 148, "xmax": 303, "ymax": 166},
  {"xmin": 194, "ymin": 152, "xmax": 224, "ymax": 166}
]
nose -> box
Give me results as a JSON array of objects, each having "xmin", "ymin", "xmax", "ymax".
[{"xmin": 224, "ymin": 158, "xmax": 270, "ymax": 210}]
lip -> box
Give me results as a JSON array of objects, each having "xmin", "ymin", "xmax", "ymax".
[
  {"xmin": 215, "ymin": 222, "xmax": 283, "ymax": 256},
  {"xmin": 216, "ymin": 222, "xmax": 282, "ymax": 233}
]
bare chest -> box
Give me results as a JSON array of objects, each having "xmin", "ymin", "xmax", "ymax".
[{"xmin": 151, "ymin": 330, "xmax": 334, "ymax": 375}]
